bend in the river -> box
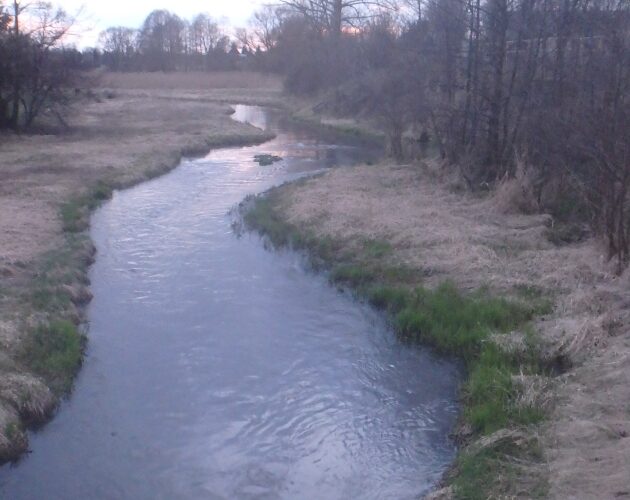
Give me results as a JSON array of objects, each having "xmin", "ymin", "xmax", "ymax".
[{"xmin": 0, "ymin": 105, "xmax": 460, "ymax": 500}]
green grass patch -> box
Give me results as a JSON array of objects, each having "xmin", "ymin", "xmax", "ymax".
[
  {"xmin": 25, "ymin": 236, "xmax": 91, "ymax": 313},
  {"xmin": 20, "ymin": 234, "xmax": 94, "ymax": 397},
  {"xmin": 243, "ymin": 193, "xmax": 297, "ymax": 248},
  {"xmin": 21, "ymin": 320, "xmax": 85, "ymax": 394},
  {"xmin": 367, "ymin": 283, "xmax": 546, "ymax": 435},
  {"xmin": 4, "ymin": 422, "xmax": 21, "ymax": 442},
  {"xmin": 453, "ymin": 436, "xmax": 548, "ymax": 499},
  {"xmin": 362, "ymin": 238, "xmax": 392, "ymax": 258},
  {"xmin": 91, "ymin": 180, "xmax": 114, "ymax": 203},
  {"xmin": 465, "ymin": 345, "xmax": 543, "ymax": 433},
  {"xmin": 330, "ymin": 263, "xmax": 421, "ymax": 291},
  {"xmin": 453, "ymin": 447, "xmax": 527, "ymax": 500},
  {"xmin": 455, "ymin": 448, "xmax": 506, "ymax": 500},
  {"xmin": 390, "ymin": 283, "xmax": 531, "ymax": 358},
  {"xmin": 29, "ymin": 286, "xmax": 72, "ymax": 312},
  {"xmin": 331, "ymin": 264, "xmax": 376, "ymax": 287},
  {"xmin": 60, "ymin": 198, "xmax": 86, "ymax": 233}
]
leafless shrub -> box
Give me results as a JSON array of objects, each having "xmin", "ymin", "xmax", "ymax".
[{"xmin": 493, "ymin": 158, "xmax": 540, "ymax": 215}]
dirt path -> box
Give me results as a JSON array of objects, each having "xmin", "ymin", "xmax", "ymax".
[
  {"xmin": 0, "ymin": 72, "xmax": 281, "ymax": 462},
  {"xmin": 274, "ymin": 162, "xmax": 630, "ymax": 499}
]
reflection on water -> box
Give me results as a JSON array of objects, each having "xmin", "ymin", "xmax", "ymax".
[
  {"xmin": 232, "ymin": 105, "xmax": 269, "ymax": 130},
  {"xmin": 0, "ymin": 106, "xmax": 460, "ymax": 500}
]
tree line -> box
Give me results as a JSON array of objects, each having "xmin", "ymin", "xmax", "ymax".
[
  {"xmin": 250, "ymin": 0, "xmax": 630, "ymax": 268},
  {"xmin": 98, "ymin": 11, "xmax": 260, "ymax": 72}
]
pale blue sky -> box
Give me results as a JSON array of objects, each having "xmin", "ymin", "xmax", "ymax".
[{"xmin": 57, "ymin": 0, "xmax": 267, "ymax": 47}]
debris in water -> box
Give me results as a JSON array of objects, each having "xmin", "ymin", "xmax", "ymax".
[{"xmin": 254, "ymin": 154, "xmax": 282, "ymax": 166}]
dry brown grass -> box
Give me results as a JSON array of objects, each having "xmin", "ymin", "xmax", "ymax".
[
  {"xmin": 277, "ymin": 160, "xmax": 630, "ymax": 499},
  {"xmin": 98, "ymin": 71, "xmax": 284, "ymax": 107},
  {"xmin": 492, "ymin": 159, "xmax": 540, "ymax": 215},
  {"xmin": 0, "ymin": 73, "xmax": 280, "ymax": 462},
  {"xmin": 100, "ymin": 71, "xmax": 282, "ymax": 90}
]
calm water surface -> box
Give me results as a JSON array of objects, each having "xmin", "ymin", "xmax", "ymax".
[{"xmin": 0, "ymin": 106, "xmax": 460, "ymax": 499}]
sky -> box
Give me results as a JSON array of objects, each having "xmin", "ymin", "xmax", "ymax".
[{"xmin": 56, "ymin": 0, "xmax": 267, "ymax": 47}]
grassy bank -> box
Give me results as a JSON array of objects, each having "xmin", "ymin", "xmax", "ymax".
[
  {"xmin": 0, "ymin": 73, "xmax": 281, "ymax": 463},
  {"xmin": 9, "ymin": 132, "xmax": 274, "ymax": 458},
  {"xmin": 241, "ymin": 185, "xmax": 555, "ymax": 498},
  {"xmin": 287, "ymin": 113, "xmax": 386, "ymax": 147},
  {"xmin": 285, "ymin": 99, "xmax": 386, "ymax": 148}
]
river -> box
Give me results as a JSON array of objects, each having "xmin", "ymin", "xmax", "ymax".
[{"xmin": 0, "ymin": 106, "xmax": 460, "ymax": 500}]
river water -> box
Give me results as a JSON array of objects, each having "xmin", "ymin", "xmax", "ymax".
[{"xmin": 0, "ymin": 106, "xmax": 460, "ymax": 499}]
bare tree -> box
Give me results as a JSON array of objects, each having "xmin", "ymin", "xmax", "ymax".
[
  {"xmin": 189, "ymin": 13, "xmax": 221, "ymax": 55},
  {"xmin": 98, "ymin": 27, "xmax": 137, "ymax": 71},
  {"xmin": 250, "ymin": 5, "xmax": 286, "ymax": 50},
  {"xmin": 0, "ymin": 1, "xmax": 78, "ymax": 130},
  {"xmin": 138, "ymin": 10, "xmax": 185, "ymax": 71},
  {"xmin": 0, "ymin": 1, "xmax": 11, "ymax": 127},
  {"xmin": 235, "ymin": 27, "xmax": 256, "ymax": 52},
  {"xmin": 279, "ymin": 0, "xmax": 399, "ymax": 38}
]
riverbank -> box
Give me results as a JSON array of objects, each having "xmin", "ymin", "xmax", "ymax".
[
  {"xmin": 285, "ymin": 98, "xmax": 386, "ymax": 147},
  {"xmin": 0, "ymin": 72, "xmax": 281, "ymax": 462},
  {"xmin": 242, "ymin": 161, "xmax": 630, "ymax": 498}
]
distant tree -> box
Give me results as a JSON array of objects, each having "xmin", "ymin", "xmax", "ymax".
[
  {"xmin": 250, "ymin": 5, "xmax": 286, "ymax": 50},
  {"xmin": 189, "ymin": 13, "xmax": 221, "ymax": 58},
  {"xmin": 0, "ymin": 1, "xmax": 10, "ymax": 127},
  {"xmin": 235, "ymin": 27, "xmax": 256, "ymax": 52},
  {"xmin": 0, "ymin": 1, "xmax": 79, "ymax": 130},
  {"xmin": 274, "ymin": 15, "xmax": 329, "ymax": 93},
  {"xmin": 224, "ymin": 42, "xmax": 238, "ymax": 69},
  {"xmin": 138, "ymin": 10, "xmax": 185, "ymax": 71},
  {"xmin": 98, "ymin": 27, "xmax": 137, "ymax": 71}
]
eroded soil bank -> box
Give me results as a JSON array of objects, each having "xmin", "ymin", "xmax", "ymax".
[
  {"xmin": 0, "ymin": 72, "xmax": 280, "ymax": 461},
  {"xmin": 244, "ymin": 162, "xmax": 630, "ymax": 499}
]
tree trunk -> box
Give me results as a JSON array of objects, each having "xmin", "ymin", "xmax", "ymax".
[
  {"xmin": 486, "ymin": 0, "xmax": 507, "ymax": 171},
  {"xmin": 9, "ymin": 1, "xmax": 21, "ymax": 130},
  {"xmin": 331, "ymin": 0, "xmax": 343, "ymax": 39},
  {"xmin": 0, "ymin": 97, "xmax": 8, "ymax": 129}
]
